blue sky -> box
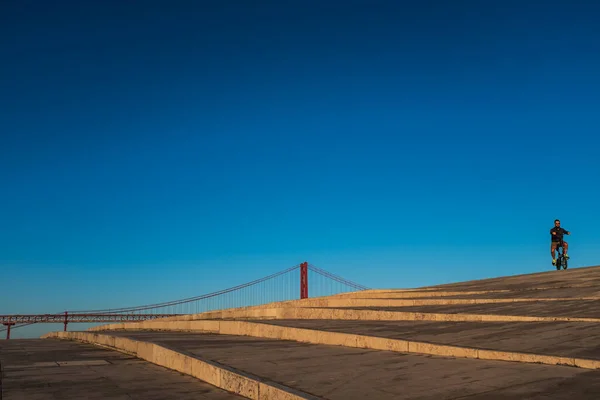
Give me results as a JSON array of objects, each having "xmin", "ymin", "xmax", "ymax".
[{"xmin": 2, "ymin": 1, "xmax": 600, "ymax": 338}]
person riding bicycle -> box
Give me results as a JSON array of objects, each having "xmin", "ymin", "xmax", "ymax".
[{"xmin": 551, "ymin": 219, "xmax": 570, "ymax": 266}]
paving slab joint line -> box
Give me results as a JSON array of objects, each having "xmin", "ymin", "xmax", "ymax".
[
  {"xmin": 42, "ymin": 331, "xmax": 319, "ymax": 400},
  {"xmin": 86, "ymin": 320, "xmax": 600, "ymax": 371}
]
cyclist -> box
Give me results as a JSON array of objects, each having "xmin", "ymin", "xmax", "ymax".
[{"xmin": 550, "ymin": 219, "xmax": 570, "ymax": 266}]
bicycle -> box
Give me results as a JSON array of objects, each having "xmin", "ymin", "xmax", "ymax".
[{"xmin": 554, "ymin": 239, "xmax": 568, "ymax": 270}]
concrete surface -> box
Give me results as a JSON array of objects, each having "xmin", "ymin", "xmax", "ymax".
[
  {"xmin": 86, "ymin": 319, "xmax": 600, "ymax": 369},
  {"xmin": 346, "ymin": 299, "xmax": 600, "ymax": 318},
  {"xmin": 0, "ymin": 339, "xmax": 241, "ymax": 399},
  {"xmin": 208, "ymin": 296, "xmax": 598, "ymax": 310},
  {"xmin": 58, "ymin": 330, "xmax": 600, "ymax": 400},
  {"xmin": 42, "ymin": 330, "xmax": 316, "ymax": 400},
  {"xmin": 263, "ymin": 319, "xmax": 600, "ymax": 360},
  {"xmin": 424, "ymin": 265, "xmax": 600, "ymax": 291},
  {"xmin": 187, "ymin": 305, "xmax": 600, "ymax": 323},
  {"xmin": 421, "ymin": 287, "xmax": 600, "ymax": 299}
]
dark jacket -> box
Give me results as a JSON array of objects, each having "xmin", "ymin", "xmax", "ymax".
[{"xmin": 550, "ymin": 227, "xmax": 569, "ymax": 242}]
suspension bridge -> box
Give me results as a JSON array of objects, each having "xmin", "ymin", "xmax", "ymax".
[{"xmin": 0, "ymin": 262, "xmax": 368, "ymax": 339}]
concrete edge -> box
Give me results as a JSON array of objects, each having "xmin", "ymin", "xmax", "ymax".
[
  {"xmin": 165, "ymin": 297, "xmax": 600, "ymax": 322},
  {"xmin": 416, "ymin": 265, "xmax": 600, "ymax": 289},
  {"xmin": 313, "ymin": 297, "xmax": 600, "ymax": 308},
  {"xmin": 330, "ymin": 290, "xmax": 511, "ymax": 299},
  {"xmin": 152, "ymin": 293, "xmax": 595, "ymax": 323},
  {"xmin": 83, "ymin": 320, "xmax": 600, "ymax": 370},
  {"xmin": 41, "ymin": 331, "xmax": 319, "ymax": 400},
  {"xmin": 180, "ymin": 307, "xmax": 600, "ymax": 323}
]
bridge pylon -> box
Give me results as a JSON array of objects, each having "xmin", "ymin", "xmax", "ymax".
[{"xmin": 3, "ymin": 322, "xmax": 15, "ymax": 340}]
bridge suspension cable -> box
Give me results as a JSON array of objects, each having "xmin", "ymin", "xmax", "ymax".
[{"xmin": 1, "ymin": 262, "xmax": 368, "ymax": 337}]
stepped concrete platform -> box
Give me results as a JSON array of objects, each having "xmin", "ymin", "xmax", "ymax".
[
  {"xmin": 82, "ymin": 330, "xmax": 600, "ymax": 399},
  {"xmin": 33, "ymin": 265, "xmax": 600, "ymax": 399}
]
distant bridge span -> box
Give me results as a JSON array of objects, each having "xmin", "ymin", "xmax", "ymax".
[
  {"xmin": 1, "ymin": 262, "xmax": 368, "ymax": 339},
  {"xmin": 0, "ymin": 313, "xmax": 181, "ymax": 325},
  {"xmin": 0, "ymin": 313, "xmax": 182, "ymax": 339}
]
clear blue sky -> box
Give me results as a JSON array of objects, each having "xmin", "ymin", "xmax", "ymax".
[{"xmin": 2, "ymin": 1, "xmax": 600, "ymax": 337}]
